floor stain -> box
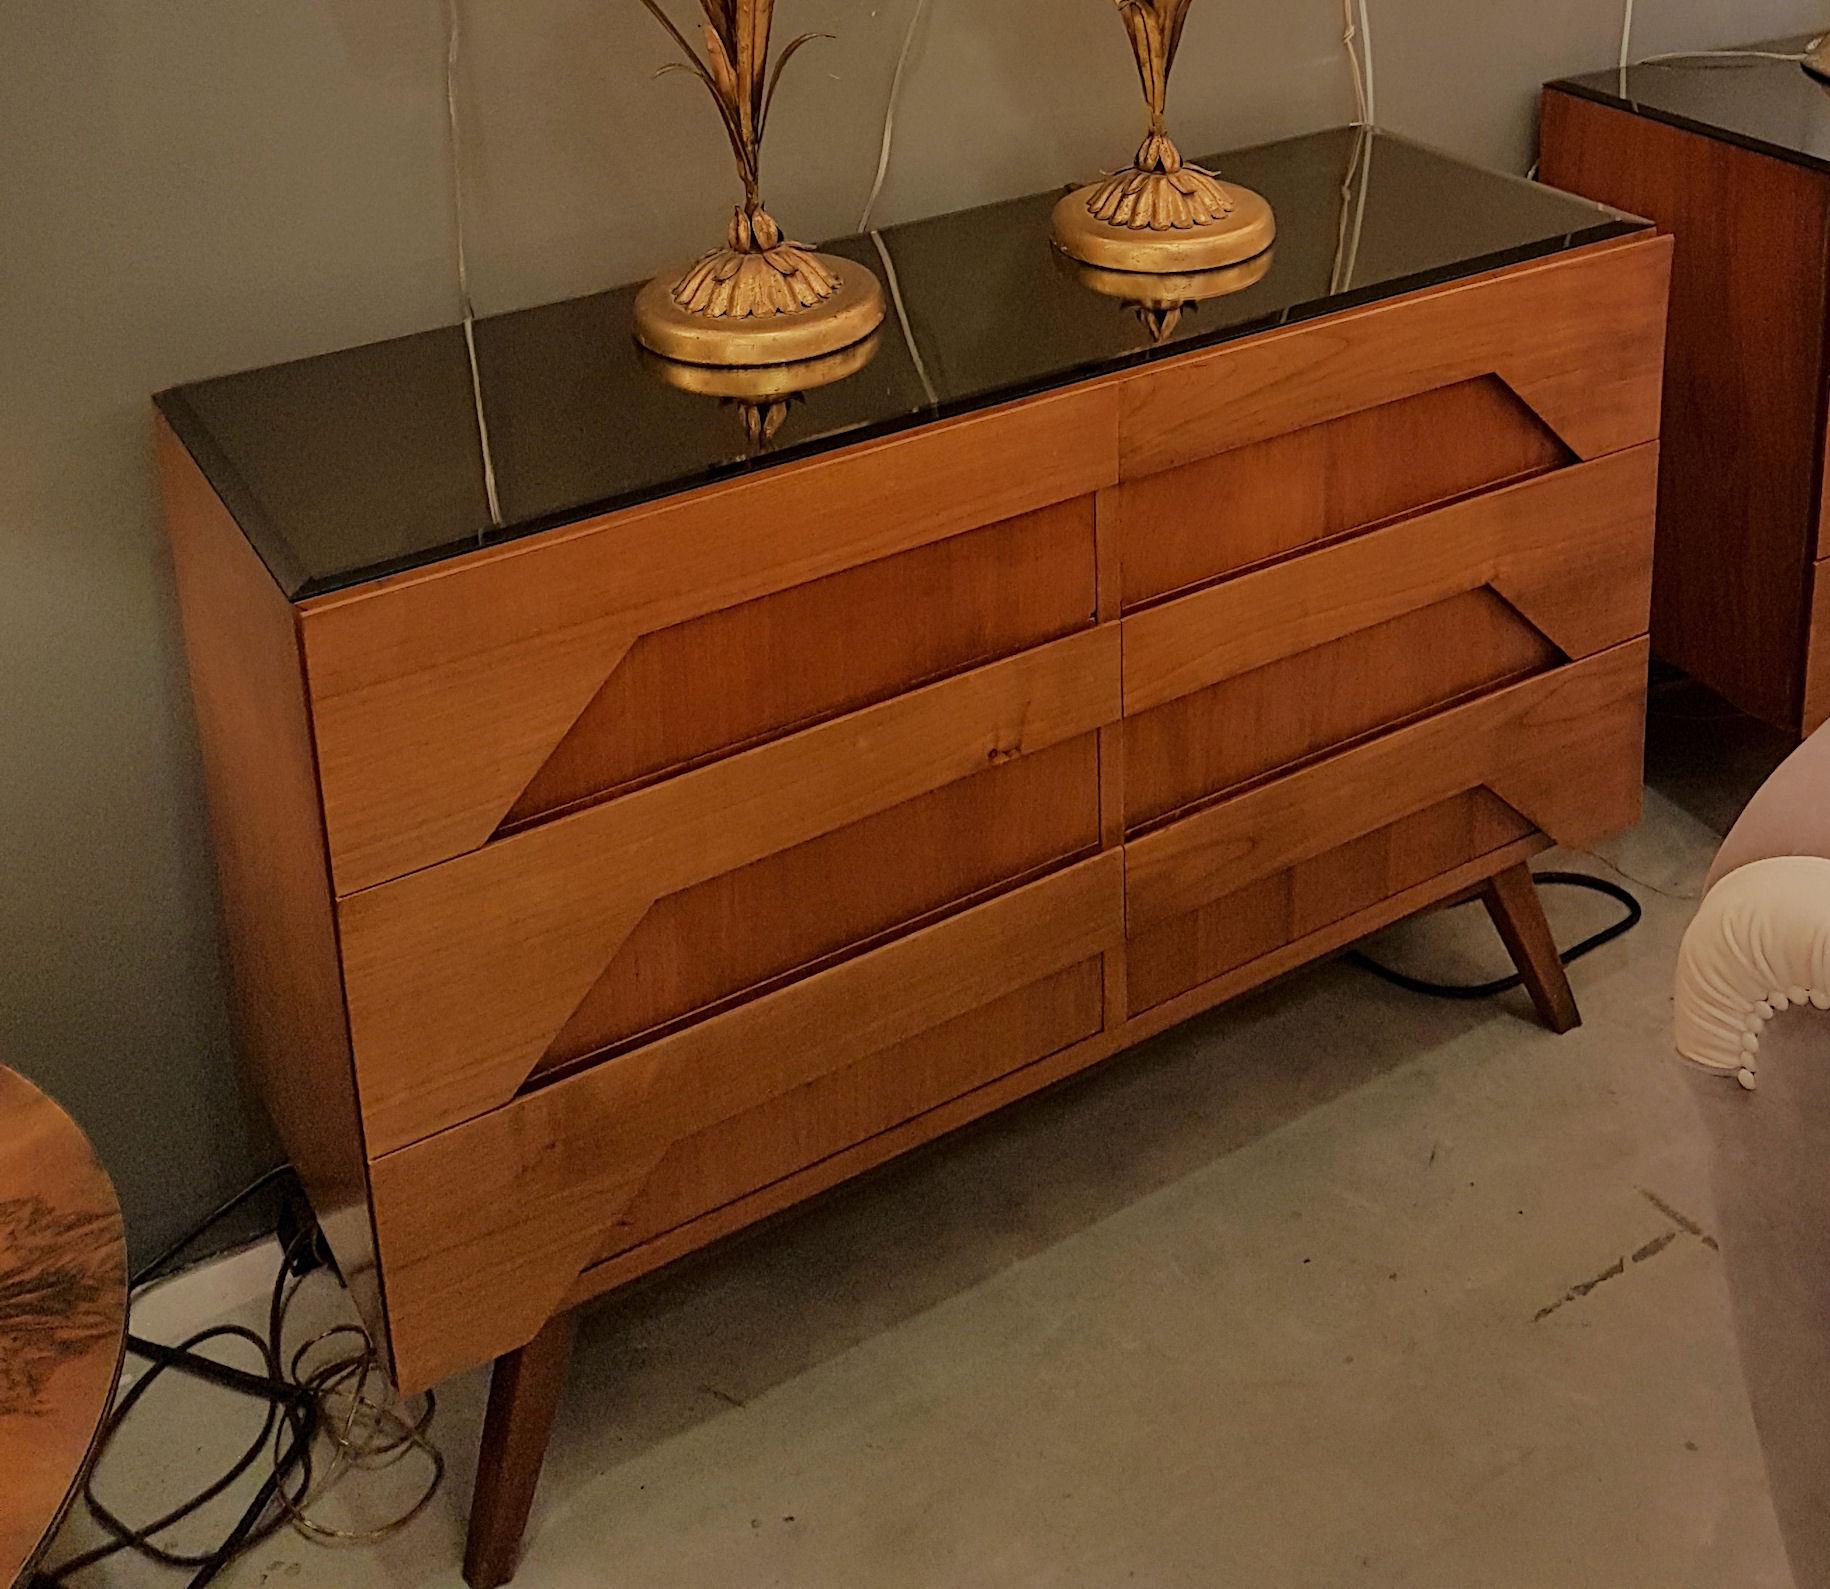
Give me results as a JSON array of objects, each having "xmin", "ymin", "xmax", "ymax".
[
  {"xmin": 1641, "ymin": 1187, "xmax": 1720, "ymax": 1248},
  {"xmin": 1534, "ymin": 1194, "xmax": 1709, "ymax": 1322},
  {"xmin": 1632, "ymin": 1230, "xmax": 1678, "ymax": 1265}
]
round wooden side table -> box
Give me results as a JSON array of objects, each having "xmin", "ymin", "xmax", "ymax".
[{"xmin": 0, "ymin": 1066, "xmax": 127, "ymax": 1587}]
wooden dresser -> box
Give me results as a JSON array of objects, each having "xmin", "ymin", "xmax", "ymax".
[
  {"xmin": 1543, "ymin": 46, "xmax": 1830, "ymax": 736},
  {"xmin": 157, "ymin": 128, "xmax": 1668, "ymax": 1585}
]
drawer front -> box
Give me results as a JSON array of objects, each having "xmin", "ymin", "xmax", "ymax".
[
  {"xmin": 369, "ymin": 852, "xmax": 1124, "ymax": 1393},
  {"xmin": 1125, "ymin": 639, "xmax": 1649, "ymax": 975},
  {"xmin": 300, "ymin": 385, "xmax": 1118, "ymax": 895},
  {"xmin": 1115, "ymin": 374, "xmax": 1574, "ymax": 610},
  {"xmin": 591, "ymin": 958, "xmax": 1104, "ymax": 1269},
  {"xmin": 340, "ymin": 626, "xmax": 1122, "ymax": 1154},
  {"xmin": 1114, "ymin": 233, "xmax": 1669, "ymax": 500},
  {"xmin": 1129, "ymin": 790, "xmax": 1537, "ymax": 1014},
  {"xmin": 1121, "ymin": 447, "xmax": 1657, "ymax": 831}
]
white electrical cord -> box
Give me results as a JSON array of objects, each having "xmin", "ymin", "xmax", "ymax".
[
  {"xmin": 1356, "ymin": 0, "xmax": 1375, "ymax": 126},
  {"xmin": 1640, "ymin": 48, "xmax": 1810, "ymax": 64},
  {"xmin": 1341, "ymin": 0, "xmax": 1367, "ymax": 125},
  {"xmin": 1618, "ymin": 0, "xmax": 1808, "ymax": 71},
  {"xmin": 443, "ymin": 0, "xmax": 503, "ymax": 530},
  {"xmin": 860, "ymin": 0, "xmax": 931, "ymax": 233},
  {"xmin": 869, "ymin": 229, "xmax": 939, "ymax": 407}
]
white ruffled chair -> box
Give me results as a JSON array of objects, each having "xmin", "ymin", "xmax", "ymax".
[{"xmin": 1675, "ymin": 724, "xmax": 1830, "ymax": 1584}]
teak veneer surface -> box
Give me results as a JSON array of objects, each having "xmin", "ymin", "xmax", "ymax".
[{"xmin": 159, "ymin": 419, "xmax": 386, "ymax": 1353}]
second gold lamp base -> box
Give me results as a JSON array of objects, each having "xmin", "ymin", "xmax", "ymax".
[{"xmin": 1053, "ymin": 0, "xmax": 1275, "ymax": 276}]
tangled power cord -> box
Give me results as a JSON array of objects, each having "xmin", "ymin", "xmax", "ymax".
[{"xmin": 31, "ymin": 1169, "xmax": 442, "ymax": 1587}]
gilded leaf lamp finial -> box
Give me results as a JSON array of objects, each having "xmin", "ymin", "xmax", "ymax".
[
  {"xmin": 633, "ymin": 0, "xmax": 885, "ymax": 366},
  {"xmin": 1053, "ymin": 0, "xmax": 1275, "ymax": 273}
]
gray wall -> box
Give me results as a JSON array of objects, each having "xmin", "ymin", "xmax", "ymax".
[{"xmin": 2, "ymin": 0, "xmax": 1820, "ymax": 1269}]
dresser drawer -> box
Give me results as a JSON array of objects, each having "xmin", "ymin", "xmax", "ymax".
[
  {"xmin": 340, "ymin": 626, "xmax": 1122, "ymax": 1154},
  {"xmin": 1121, "ymin": 447, "xmax": 1656, "ymax": 832},
  {"xmin": 1112, "ymin": 236, "xmax": 1669, "ymax": 607},
  {"xmin": 368, "ymin": 851, "xmax": 1124, "ymax": 1393},
  {"xmin": 1124, "ymin": 639, "xmax": 1649, "ymax": 1015},
  {"xmin": 1128, "ymin": 791, "xmax": 1538, "ymax": 1014},
  {"xmin": 299, "ymin": 385, "xmax": 1118, "ymax": 895}
]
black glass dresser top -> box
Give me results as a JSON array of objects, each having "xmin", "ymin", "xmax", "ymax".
[
  {"xmin": 1551, "ymin": 39, "xmax": 1830, "ymax": 175},
  {"xmin": 156, "ymin": 126, "xmax": 1644, "ymax": 599}
]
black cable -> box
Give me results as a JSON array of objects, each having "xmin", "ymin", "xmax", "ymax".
[
  {"xmin": 130, "ymin": 1163, "xmax": 294, "ymax": 1292},
  {"xmin": 30, "ymin": 1173, "xmax": 317, "ymax": 1589},
  {"xmin": 1347, "ymin": 871, "xmax": 1643, "ymax": 1000}
]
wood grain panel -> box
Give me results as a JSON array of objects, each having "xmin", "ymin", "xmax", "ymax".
[
  {"xmin": 503, "ymin": 498, "xmax": 1097, "ymax": 831},
  {"xmin": 1116, "ymin": 375, "xmax": 1570, "ymax": 608},
  {"xmin": 1806, "ymin": 558, "xmax": 1830, "ymax": 736},
  {"xmin": 343, "ymin": 627, "xmax": 1123, "ymax": 1153},
  {"xmin": 542, "ymin": 734, "xmax": 1100, "ymax": 1069},
  {"xmin": 1127, "ymin": 590, "xmax": 1556, "ymax": 831},
  {"xmin": 597, "ymin": 960, "xmax": 1105, "ymax": 1265},
  {"xmin": 1128, "ymin": 790, "xmax": 1535, "ymax": 1013},
  {"xmin": 370, "ymin": 852, "xmax": 1125, "ymax": 1393},
  {"xmin": 301, "ymin": 386, "xmax": 1119, "ymax": 894},
  {"xmin": 1122, "ymin": 444, "xmax": 1657, "ymax": 719},
  {"xmin": 1541, "ymin": 89, "xmax": 1825, "ymax": 731},
  {"xmin": 1125, "ymin": 639, "xmax": 1649, "ymax": 935},
  {"xmin": 158, "ymin": 419, "xmax": 387, "ymax": 1356},
  {"xmin": 1116, "ymin": 234, "xmax": 1670, "ymax": 481}
]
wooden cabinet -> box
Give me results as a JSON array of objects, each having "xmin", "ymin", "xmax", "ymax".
[
  {"xmin": 159, "ymin": 128, "xmax": 1668, "ymax": 1586},
  {"xmin": 1542, "ymin": 62, "xmax": 1830, "ymax": 736}
]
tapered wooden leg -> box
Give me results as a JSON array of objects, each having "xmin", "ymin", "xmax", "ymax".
[
  {"xmin": 1480, "ymin": 862, "xmax": 1581, "ymax": 1034},
  {"xmin": 464, "ymin": 1310, "xmax": 579, "ymax": 1589}
]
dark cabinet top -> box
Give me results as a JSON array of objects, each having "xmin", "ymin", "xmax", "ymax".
[
  {"xmin": 156, "ymin": 126, "xmax": 1642, "ymax": 599},
  {"xmin": 1551, "ymin": 38, "xmax": 1830, "ymax": 175}
]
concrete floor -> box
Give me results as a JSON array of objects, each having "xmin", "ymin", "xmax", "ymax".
[{"xmin": 48, "ymin": 683, "xmax": 1803, "ymax": 1588}]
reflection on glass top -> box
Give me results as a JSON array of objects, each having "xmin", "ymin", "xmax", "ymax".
[
  {"xmin": 1553, "ymin": 39, "xmax": 1830, "ymax": 171},
  {"xmin": 156, "ymin": 126, "xmax": 1642, "ymax": 599}
]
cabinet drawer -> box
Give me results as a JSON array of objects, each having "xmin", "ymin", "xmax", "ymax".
[
  {"xmin": 299, "ymin": 385, "xmax": 1118, "ymax": 895},
  {"xmin": 1129, "ymin": 790, "xmax": 1537, "ymax": 1014},
  {"xmin": 340, "ymin": 626, "xmax": 1122, "ymax": 1154},
  {"xmin": 1113, "ymin": 237, "xmax": 1669, "ymax": 593},
  {"xmin": 1125, "ymin": 639, "xmax": 1649, "ymax": 975},
  {"xmin": 368, "ymin": 851, "xmax": 1124, "ymax": 1393},
  {"xmin": 1121, "ymin": 447, "xmax": 1656, "ymax": 831}
]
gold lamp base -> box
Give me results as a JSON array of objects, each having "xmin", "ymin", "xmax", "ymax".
[
  {"xmin": 634, "ymin": 250, "xmax": 885, "ymax": 369},
  {"xmin": 1052, "ymin": 178, "xmax": 1275, "ymax": 273}
]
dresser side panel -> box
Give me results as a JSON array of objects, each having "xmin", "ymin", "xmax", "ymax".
[{"xmin": 158, "ymin": 417, "xmax": 385, "ymax": 1357}]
